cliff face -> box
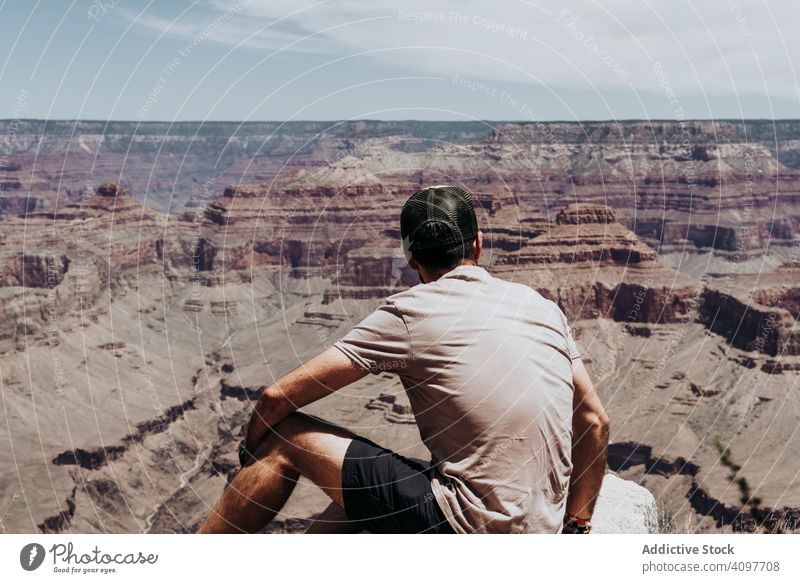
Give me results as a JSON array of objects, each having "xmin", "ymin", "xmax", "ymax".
[
  {"xmin": 1, "ymin": 122, "xmax": 799, "ymax": 535},
  {"xmin": 0, "ymin": 254, "xmax": 70, "ymax": 288},
  {"xmin": 0, "ymin": 120, "xmax": 489, "ymax": 214},
  {"xmin": 3, "ymin": 120, "xmax": 799, "ymax": 256},
  {"xmin": 699, "ymin": 289, "xmax": 800, "ymax": 356}
]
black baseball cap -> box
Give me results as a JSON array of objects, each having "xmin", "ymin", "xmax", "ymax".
[{"xmin": 400, "ymin": 185, "xmax": 478, "ymax": 255}]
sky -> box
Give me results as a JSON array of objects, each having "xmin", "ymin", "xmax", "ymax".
[{"xmin": 1, "ymin": 0, "xmax": 798, "ymax": 121}]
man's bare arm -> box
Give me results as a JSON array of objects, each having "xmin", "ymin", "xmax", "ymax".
[
  {"xmin": 565, "ymin": 357, "xmax": 610, "ymax": 521},
  {"xmin": 244, "ymin": 347, "xmax": 368, "ymax": 453}
]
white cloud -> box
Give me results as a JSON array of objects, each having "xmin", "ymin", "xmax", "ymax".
[{"xmin": 123, "ymin": 0, "xmax": 800, "ymax": 101}]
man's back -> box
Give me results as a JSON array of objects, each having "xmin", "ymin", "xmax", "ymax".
[
  {"xmin": 202, "ymin": 185, "xmax": 606, "ymax": 537},
  {"xmin": 334, "ymin": 264, "xmax": 579, "ymax": 533}
]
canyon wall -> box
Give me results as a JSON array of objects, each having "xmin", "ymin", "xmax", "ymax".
[{"xmin": 1, "ymin": 119, "xmax": 799, "ymax": 534}]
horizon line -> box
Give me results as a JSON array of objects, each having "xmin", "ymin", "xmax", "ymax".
[{"xmin": 2, "ymin": 117, "xmax": 799, "ymax": 124}]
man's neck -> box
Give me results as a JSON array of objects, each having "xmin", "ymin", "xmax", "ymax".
[{"xmin": 423, "ymin": 259, "xmax": 477, "ymax": 283}]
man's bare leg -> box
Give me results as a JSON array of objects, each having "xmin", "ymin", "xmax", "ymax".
[
  {"xmin": 304, "ymin": 502, "xmax": 362, "ymax": 534},
  {"xmin": 197, "ymin": 412, "xmax": 358, "ymax": 533}
]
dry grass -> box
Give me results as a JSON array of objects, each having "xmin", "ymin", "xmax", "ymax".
[{"xmin": 713, "ymin": 435, "xmax": 798, "ymax": 534}]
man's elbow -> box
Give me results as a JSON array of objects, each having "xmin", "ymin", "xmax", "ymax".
[
  {"xmin": 596, "ymin": 410, "xmax": 610, "ymax": 443},
  {"xmin": 257, "ymin": 385, "xmax": 294, "ymax": 420},
  {"xmin": 575, "ymin": 407, "xmax": 610, "ymax": 442},
  {"xmin": 589, "ymin": 411, "xmax": 610, "ymax": 432},
  {"xmin": 596, "ymin": 408, "xmax": 610, "ymax": 432}
]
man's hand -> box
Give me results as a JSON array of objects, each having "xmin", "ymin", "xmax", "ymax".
[
  {"xmin": 244, "ymin": 346, "xmax": 368, "ymax": 454},
  {"xmin": 565, "ymin": 358, "xmax": 610, "ymax": 522}
]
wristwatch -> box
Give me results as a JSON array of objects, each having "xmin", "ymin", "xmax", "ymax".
[{"xmin": 563, "ymin": 513, "xmax": 592, "ymax": 534}]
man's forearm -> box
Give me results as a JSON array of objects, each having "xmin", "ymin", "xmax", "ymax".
[
  {"xmin": 566, "ymin": 412, "xmax": 609, "ymax": 520},
  {"xmin": 242, "ymin": 347, "xmax": 368, "ymax": 455}
]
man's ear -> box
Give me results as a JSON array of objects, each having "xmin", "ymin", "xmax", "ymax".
[
  {"xmin": 408, "ymin": 257, "xmax": 420, "ymax": 272},
  {"xmin": 474, "ymin": 231, "xmax": 484, "ymax": 261}
]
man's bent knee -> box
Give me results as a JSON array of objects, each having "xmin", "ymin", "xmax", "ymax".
[
  {"xmin": 249, "ymin": 412, "xmax": 355, "ymax": 508},
  {"xmin": 251, "ymin": 412, "xmax": 307, "ymax": 459},
  {"xmin": 252, "ymin": 412, "xmax": 350, "ymax": 465}
]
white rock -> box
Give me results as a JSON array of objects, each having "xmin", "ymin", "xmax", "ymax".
[{"xmin": 591, "ymin": 473, "xmax": 657, "ymax": 534}]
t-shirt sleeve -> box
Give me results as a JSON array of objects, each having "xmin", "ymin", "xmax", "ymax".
[
  {"xmin": 559, "ymin": 309, "xmax": 581, "ymax": 361},
  {"xmin": 333, "ymin": 302, "xmax": 412, "ymax": 375}
]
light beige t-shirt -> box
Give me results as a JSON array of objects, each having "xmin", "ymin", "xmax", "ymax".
[{"xmin": 333, "ymin": 264, "xmax": 580, "ymax": 533}]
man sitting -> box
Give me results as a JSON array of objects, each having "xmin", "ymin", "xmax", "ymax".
[{"xmin": 198, "ymin": 185, "xmax": 609, "ymax": 534}]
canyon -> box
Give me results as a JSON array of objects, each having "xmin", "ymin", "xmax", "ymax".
[{"xmin": 0, "ymin": 120, "xmax": 798, "ymax": 533}]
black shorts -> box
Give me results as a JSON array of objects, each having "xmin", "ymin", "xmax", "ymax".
[{"xmin": 341, "ymin": 437, "xmax": 455, "ymax": 534}]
